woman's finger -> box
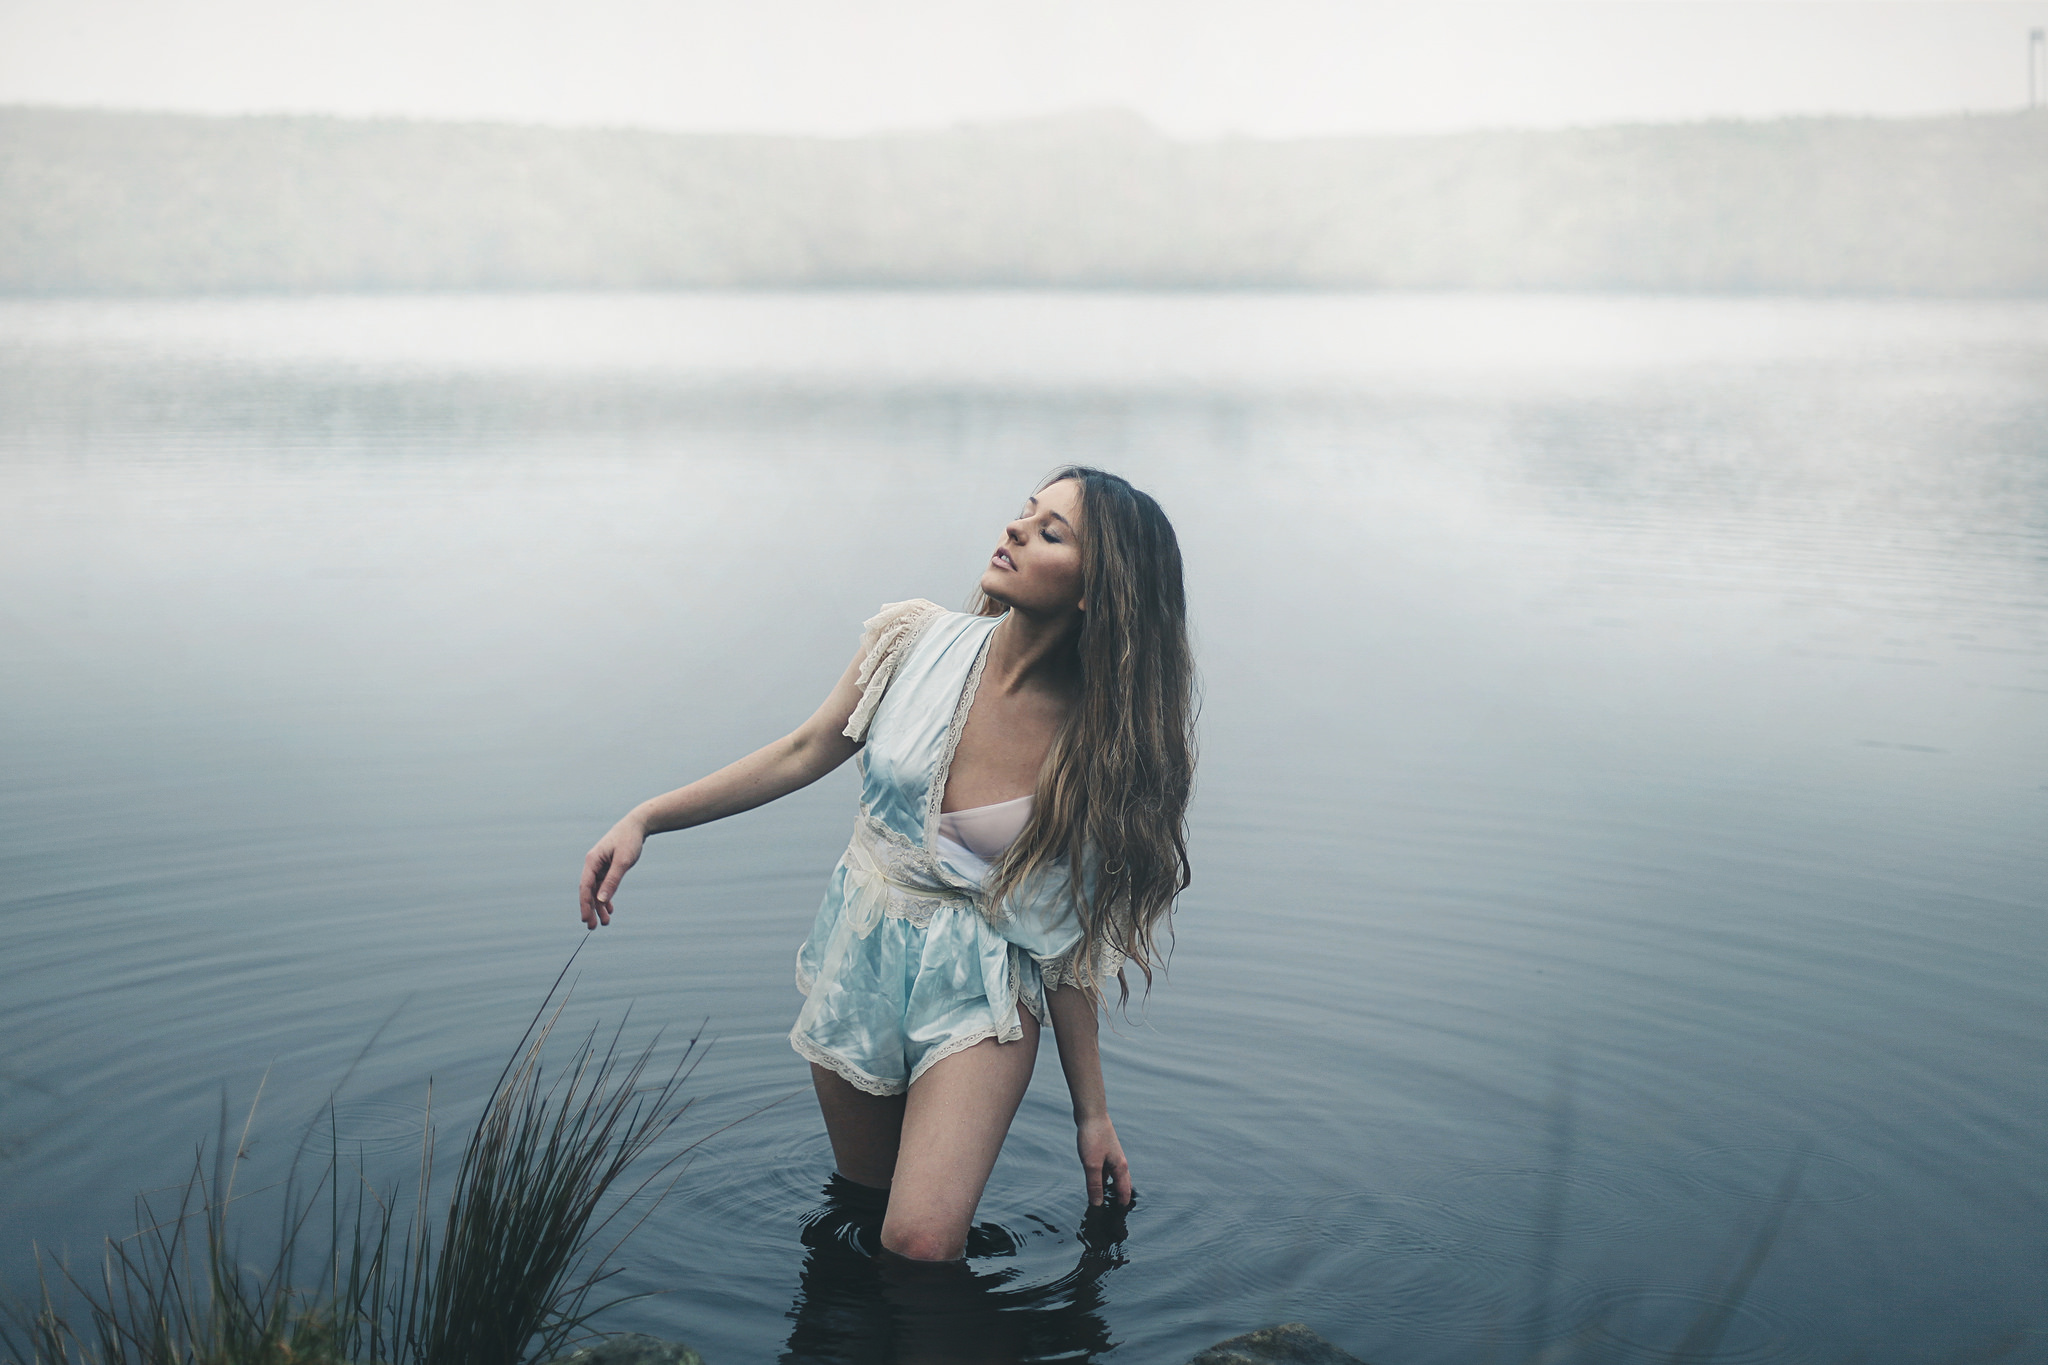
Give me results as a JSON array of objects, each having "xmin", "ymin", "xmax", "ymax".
[
  {"xmin": 1085, "ymin": 1153, "xmax": 1106, "ymax": 1207},
  {"xmin": 580, "ymin": 848, "xmax": 609, "ymax": 928},
  {"xmin": 596, "ymin": 853, "xmax": 634, "ymax": 924},
  {"xmin": 1110, "ymin": 1150, "xmax": 1134, "ymax": 1206}
]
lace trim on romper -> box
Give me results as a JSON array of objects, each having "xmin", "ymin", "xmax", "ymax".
[
  {"xmin": 794, "ymin": 604, "xmax": 1077, "ymax": 1096},
  {"xmin": 792, "ymin": 983, "xmax": 1029, "ymax": 1097},
  {"xmin": 800, "ymin": 927, "xmax": 1027, "ymax": 1097},
  {"xmin": 842, "ymin": 599, "xmax": 946, "ymax": 744},
  {"xmin": 793, "ymin": 805, "xmax": 1049, "ymax": 997},
  {"xmin": 922, "ymin": 629, "xmax": 996, "ymax": 908},
  {"xmin": 1038, "ymin": 937, "xmax": 1127, "ymax": 993},
  {"xmin": 790, "ymin": 1028, "xmax": 902, "ymax": 1097},
  {"xmin": 790, "ymin": 823, "xmax": 961, "ymax": 997}
]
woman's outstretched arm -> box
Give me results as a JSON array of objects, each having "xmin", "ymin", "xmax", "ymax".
[
  {"xmin": 1046, "ymin": 982, "xmax": 1134, "ymax": 1207},
  {"xmin": 578, "ymin": 645, "xmax": 868, "ymax": 929}
]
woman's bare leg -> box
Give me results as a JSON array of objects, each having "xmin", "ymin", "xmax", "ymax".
[
  {"xmin": 810, "ymin": 1063, "xmax": 907, "ymax": 1190},
  {"xmin": 881, "ymin": 1012, "xmax": 1041, "ymax": 1262}
]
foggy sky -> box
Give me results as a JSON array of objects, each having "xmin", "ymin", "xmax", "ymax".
[{"xmin": 1, "ymin": 1, "xmax": 2044, "ymax": 137}]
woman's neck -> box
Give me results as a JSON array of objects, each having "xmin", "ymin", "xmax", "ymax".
[{"xmin": 984, "ymin": 607, "xmax": 1080, "ymax": 696}]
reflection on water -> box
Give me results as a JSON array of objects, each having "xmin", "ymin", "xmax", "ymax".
[
  {"xmin": 781, "ymin": 1177, "xmax": 1127, "ymax": 1365},
  {"xmin": 0, "ymin": 292, "xmax": 2043, "ymax": 1364}
]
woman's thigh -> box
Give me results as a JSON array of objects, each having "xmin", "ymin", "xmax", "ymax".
[
  {"xmin": 881, "ymin": 1013, "xmax": 1041, "ymax": 1262},
  {"xmin": 810, "ymin": 1063, "xmax": 907, "ymax": 1190}
]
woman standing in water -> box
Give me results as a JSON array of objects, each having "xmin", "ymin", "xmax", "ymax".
[{"xmin": 577, "ymin": 467, "xmax": 1194, "ymax": 1264}]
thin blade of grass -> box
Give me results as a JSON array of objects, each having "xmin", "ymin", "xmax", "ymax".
[{"xmin": 1665, "ymin": 1152, "xmax": 1803, "ymax": 1363}]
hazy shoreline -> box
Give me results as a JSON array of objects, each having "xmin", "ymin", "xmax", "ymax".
[{"xmin": 4, "ymin": 104, "xmax": 2044, "ymax": 297}]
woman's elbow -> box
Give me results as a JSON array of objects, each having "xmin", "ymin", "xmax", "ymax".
[{"xmin": 782, "ymin": 725, "xmax": 855, "ymax": 784}]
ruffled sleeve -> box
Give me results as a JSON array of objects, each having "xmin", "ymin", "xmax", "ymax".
[
  {"xmin": 842, "ymin": 599, "xmax": 947, "ymax": 743},
  {"xmin": 1038, "ymin": 936, "xmax": 1128, "ymax": 994}
]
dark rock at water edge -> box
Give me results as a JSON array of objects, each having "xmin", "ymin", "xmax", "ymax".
[
  {"xmin": 539, "ymin": 1334, "xmax": 705, "ymax": 1365},
  {"xmin": 1188, "ymin": 1323, "xmax": 1369, "ymax": 1365}
]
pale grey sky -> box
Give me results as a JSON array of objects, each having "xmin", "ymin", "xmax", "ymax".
[{"xmin": 1, "ymin": 0, "xmax": 2043, "ymax": 136}]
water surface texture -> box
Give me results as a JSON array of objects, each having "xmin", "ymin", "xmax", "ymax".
[{"xmin": 2, "ymin": 293, "xmax": 2043, "ymax": 1364}]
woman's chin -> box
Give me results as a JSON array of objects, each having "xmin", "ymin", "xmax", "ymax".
[{"xmin": 977, "ymin": 571, "xmax": 1012, "ymax": 604}]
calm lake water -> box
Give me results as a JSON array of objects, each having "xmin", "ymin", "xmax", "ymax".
[{"xmin": 1, "ymin": 292, "xmax": 2043, "ymax": 1364}]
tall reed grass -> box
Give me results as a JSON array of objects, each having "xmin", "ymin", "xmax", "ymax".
[{"xmin": 4, "ymin": 958, "xmax": 702, "ymax": 1365}]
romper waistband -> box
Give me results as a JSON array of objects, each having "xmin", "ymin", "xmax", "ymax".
[{"xmin": 838, "ymin": 810, "xmax": 981, "ymax": 938}]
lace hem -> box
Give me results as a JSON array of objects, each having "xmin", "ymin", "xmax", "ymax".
[
  {"xmin": 1039, "ymin": 939, "xmax": 1128, "ymax": 994},
  {"xmin": 908, "ymin": 948, "xmax": 1045, "ymax": 1085},
  {"xmin": 790, "ymin": 1028, "xmax": 906, "ymax": 1097},
  {"xmin": 842, "ymin": 599, "xmax": 945, "ymax": 743},
  {"xmin": 906, "ymin": 1025, "xmax": 1011, "ymax": 1087}
]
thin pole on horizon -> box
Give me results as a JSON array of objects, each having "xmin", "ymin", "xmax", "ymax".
[{"xmin": 2032, "ymin": 28, "xmax": 2046, "ymax": 108}]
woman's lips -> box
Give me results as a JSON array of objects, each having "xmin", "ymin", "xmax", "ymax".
[{"xmin": 991, "ymin": 548, "xmax": 1015, "ymax": 570}]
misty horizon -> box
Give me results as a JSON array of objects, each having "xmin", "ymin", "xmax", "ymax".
[
  {"xmin": 5, "ymin": 95, "xmax": 2047, "ymax": 142},
  {"xmin": 5, "ymin": 102, "xmax": 2044, "ymax": 297}
]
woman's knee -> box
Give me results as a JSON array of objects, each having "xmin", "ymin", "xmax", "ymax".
[{"xmin": 879, "ymin": 1216, "xmax": 967, "ymax": 1263}]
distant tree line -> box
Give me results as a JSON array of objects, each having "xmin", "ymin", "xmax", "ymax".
[{"xmin": 2, "ymin": 105, "xmax": 2043, "ymax": 295}]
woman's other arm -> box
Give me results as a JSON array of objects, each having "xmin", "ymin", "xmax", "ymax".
[
  {"xmin": 578, "ymin": 645, "xmax": 868, "ymax": 929},
  {"xmin": 1046, "ymin": 982, "xmax": 1134, "ymax": 1207}
]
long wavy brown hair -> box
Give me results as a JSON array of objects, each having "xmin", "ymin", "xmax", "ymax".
[{"xmin": 969, "ymin": 466, "xmax": 1197, "ymax": 1000}]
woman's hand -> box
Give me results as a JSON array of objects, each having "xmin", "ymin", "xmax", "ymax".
[
  {"xmin": 1047, "ymin": 983, "xmax": 1130, "ymax": 1207},
  {"xmin": 579, "ymin": 817, "xmax": 646, "ymax": 929},
  {"xmin": 1076, "ymin": 1114, "xmax": 1133, "ymax": 1208}
]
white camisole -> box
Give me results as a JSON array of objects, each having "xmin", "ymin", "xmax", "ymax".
[{"xmin": 935, "ymin": 793, "xmax": 1034, "ymax": 874}]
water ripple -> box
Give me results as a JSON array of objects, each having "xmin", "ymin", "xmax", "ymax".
[
  {"xmin": 313, "ymin": 1099, "xmax": 430, "ymax": 1158},
  {"xmin": 1679, "ymin": 1145, "xmax": 1878, "ymax": 1205},
  {"xmin": 1404, "ymin": 1161, "xmax": 1673, "ymax": 1240},
  {"xmin": 1564, "ymin": 1283, "xmax": 1816, "ymax": 1365},
  {"xmin": 1322, "ymin": 1215, "xmax": 1594, "ymax": 1347}
]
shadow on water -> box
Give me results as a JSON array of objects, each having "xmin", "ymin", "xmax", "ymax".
[
  {"xmin": 780, "ymin": 1176, "xmax": 1130, "ymax": 1365},
  {"xmin": 1504, "ymin": 1048, "xmax": 1810, "ymax": 1365},
  {"xmin": 1501, "ymin": 1052, "xmax": 2030, "ymax": 1365}
]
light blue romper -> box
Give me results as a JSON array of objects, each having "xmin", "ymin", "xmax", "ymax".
[{"xmin": 790, "ymin": 600, "xmax": 1119, "ymax": 1097}]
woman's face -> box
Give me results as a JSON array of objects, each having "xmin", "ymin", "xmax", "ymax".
[{"xmin": 980, "ymin": 477, "xmax": 1086, "ymax": 616}]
